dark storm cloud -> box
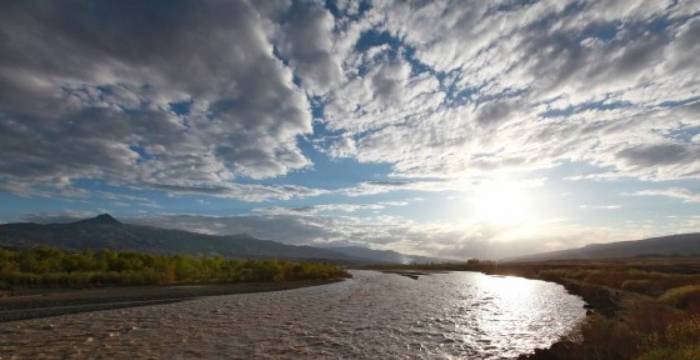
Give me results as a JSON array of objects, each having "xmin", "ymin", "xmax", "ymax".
[{"xmin": 0, "ymin": 0, "xmax": 313, "ymax": 196}]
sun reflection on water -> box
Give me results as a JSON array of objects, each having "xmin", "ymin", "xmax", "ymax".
[{"xmin": 468, "ymin": 273, "xmax": 552, "ymax": 357}]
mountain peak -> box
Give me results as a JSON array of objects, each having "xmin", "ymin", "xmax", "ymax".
[{"xmin": 76, "ymin": 213, "xmax": 121, "ymax": 225}]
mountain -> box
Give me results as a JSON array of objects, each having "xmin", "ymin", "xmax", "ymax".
[
  {"xmin": 0, "ymin": 214, "xmax": 361, "ymax": 262},
  {"xmin": 73, "ymin": 213, "xmax": 121, "ymax": 225},
  {"xmin": 513, "ymin": 233, "xmax": 700, "ymax": 261},
  {"xmin": 0, "ymin": 214, "xmax": 427, "ymax": 264}
]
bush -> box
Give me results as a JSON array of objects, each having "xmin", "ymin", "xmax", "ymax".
[
  {"xmin": 0, "ymin": 247, "xmax": 348, "ymax": 289},
  {"xmin": 636, "ymin": 317, "xmax": 700, "ymax": 360},
  {"xmin": 659, "ymin": 285, "xmax": 700, "ymax": 310}
]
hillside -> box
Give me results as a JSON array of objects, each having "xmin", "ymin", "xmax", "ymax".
[
  {"xmin": 0, "ymin": 214, "xmax": 434, "ymax": 264},
  {"xmin": 513, "ymin": 233, "xmax": 700, "ymax": 261},
  {"xmin": 0, "ymin": 214, "xmax": 360, "ymax": 262}
]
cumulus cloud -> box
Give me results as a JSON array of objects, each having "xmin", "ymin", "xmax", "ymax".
[
  {"xmin": 314, "ymin": 0, "xmax": 700, "ymax": 181},
  {"xmin": 275, "ymin": 1, "xmax": 344, "ymax": 94},
  {"xmin": 0, "ymin": 1, "xmax": 313, "ymax": 198},
  {"xmin": 3, "ymin": 0, "xmax": 699, "ymax": 201},
  {"xmin": 2, "ymin": 1, "xmax": 700, "ymax": 256}
]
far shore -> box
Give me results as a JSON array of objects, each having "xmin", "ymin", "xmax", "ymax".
[{"xmin": 0, "ymin": 279, "xmax": 344, "ymax": 323}]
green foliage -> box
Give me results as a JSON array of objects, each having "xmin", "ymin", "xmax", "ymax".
[{"xmin": 0, "ymin": 247, "xmax": 348, "ymax": 289}]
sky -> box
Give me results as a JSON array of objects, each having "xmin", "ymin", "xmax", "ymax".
[{"xmin": 1, "ymin": 0, "xmax": 699, "ymax": 259}]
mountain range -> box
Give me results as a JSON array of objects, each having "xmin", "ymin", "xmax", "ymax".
[
  {"xmin": 513, "ymin": 232, "xmax": 700, "ymax": 261},
  {"xmin": 0, "ymin": 214, "xmax": 436, "ymax": 264},
  {"xmin": 3, "ymin": 214, "xmax": 699, "ymax": 263}
]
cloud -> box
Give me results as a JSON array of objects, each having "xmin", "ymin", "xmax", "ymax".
[
  {"xmin": 616, "ymin": 143, "xmax": 697, "ymax": 167},
  {"xmin": 275, "ymin": 1, "xmax": 344, "ymax": 95},
  {"xmin": 323, "ymin": 134, "xmax": 357, "ymax": 158},
  {"xmin": 579, "ymin": 204, "xmax": 623, "ymax": 210},
  {"xmin": 1, "ymin": 0, "xmax": 700, "ymax": 248},
  {"xmin": 145, "ymin": 182, "xmax": 329, "ymax": 202},
  {"xmin": 0, "ymin": 1, "xmax": 313, "ymax": 198},
  {"xmin": 253, "ymin": 200, "xmax": 409, "ymax": 216},
  {"xmin": 625, "ymin": 187, "xmax": 700, "ymax": 203},
  {"xmin": 337, "ymin": 179, "xmax": 458, "ymax": 196},
  {"xmin": 311, "ymin": 0, "xmax": 700, "ymax": 181},
  {"xmin": 96, "ymin": 191, "xmax": 161, "ymax": 209},
  {"xmin": 126, "ymin": 211, "xmax": 642, "ymax": 259}
]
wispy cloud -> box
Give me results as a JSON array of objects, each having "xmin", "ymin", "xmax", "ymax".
[
  {"xmin": 579, "ymin": 204, "xmax": 623, "ymax": 210},
  {"xmin": 624, "ymin": 187, "xmax": 700, "ymax": 203}
]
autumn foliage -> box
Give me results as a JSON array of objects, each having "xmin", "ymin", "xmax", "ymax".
[{"xmin": 0, "ymin": 246, "xmax": 348, "ymax": 289}]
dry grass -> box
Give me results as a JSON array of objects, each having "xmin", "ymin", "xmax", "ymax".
[
  {"xmin": 508, "ymin": 259, "xmax": 700, "ymax": 359},
  {"xmin": 658, "ymin": 285, "xmax": 700, "ymax": 313}
]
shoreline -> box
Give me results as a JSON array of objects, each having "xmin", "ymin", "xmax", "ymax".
[
  {"xmin": 366, "ymin": 260, "xmax": 700, "ymax": 360},
  {"xmin": 500, "ymin": 273, "xmax": 621, "ymax": 360},
  {"xmin": 0, "ymin": 278, "xmax": 345, "ymax": 323},
  {"xmin": 377, "ymin": 268, "xmax": 604, "ymax": 359}
]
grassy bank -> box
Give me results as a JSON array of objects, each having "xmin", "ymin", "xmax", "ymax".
[
  {"xmin": 0, "ymin": 247, "xmax": 349, "ymax": 291},
  {"xmin": 370, "ymin": 258, "xmax": 700, "ymax": 360}
]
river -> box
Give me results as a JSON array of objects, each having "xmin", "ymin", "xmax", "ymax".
[{"xmin": 0, "ymin": 270, "xmax": 586, "ymax": 359}]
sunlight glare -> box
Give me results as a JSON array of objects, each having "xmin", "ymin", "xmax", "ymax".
[{"xmin": 470, "ymin": 179, "xmax": 537, "ymax": 225}]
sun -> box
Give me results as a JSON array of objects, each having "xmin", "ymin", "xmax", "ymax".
[{"xmin": 470, "ymin": 179, "xmax": 536, "ymax": 225}]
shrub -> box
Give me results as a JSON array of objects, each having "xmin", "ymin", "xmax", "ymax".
[
  {"xmin": 659, "ymin": 285, "xmax": 700, "ymax": 310},
  {"xmin": 0, "ymin": 247, "xmax": 348, "ymax": 288}
]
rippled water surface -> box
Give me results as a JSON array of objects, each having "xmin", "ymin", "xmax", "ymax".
[{"xmin": 1, "ymin": 271, "xmax": 585, "ymax": 359}]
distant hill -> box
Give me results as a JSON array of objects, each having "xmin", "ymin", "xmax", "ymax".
[
  {"xmin": 0, "ymin": 214, "xmax": 427, "ymax": 264},
  {"xmin": 513, "ymin": 233, "xmax": 700, "ymax": 261}
]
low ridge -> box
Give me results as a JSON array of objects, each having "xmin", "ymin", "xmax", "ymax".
[{"xmin": 512, "ymin": 232, "xmax": 700, "ymax": 261}]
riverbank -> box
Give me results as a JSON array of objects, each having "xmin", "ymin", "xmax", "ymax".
[
  {"xmin": 0, "ymin": 246, "xmax": 352, "ymax": 322},
  {"xmin": 368, "ymin": 258, "xmax": 700, "ymax": 360},
  {"xmin": 0, "ymin": 278, "xmax": 344, "ymax": 322}
]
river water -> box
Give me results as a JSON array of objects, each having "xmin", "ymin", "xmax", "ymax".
[{"xmin": 0, "ymin": 270, "xmax": 586, "ymax": 359}]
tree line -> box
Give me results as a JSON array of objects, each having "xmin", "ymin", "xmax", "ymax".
[{"xmin": 0, "ymin": 246, "xmax": 348, "ymax": 289}]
